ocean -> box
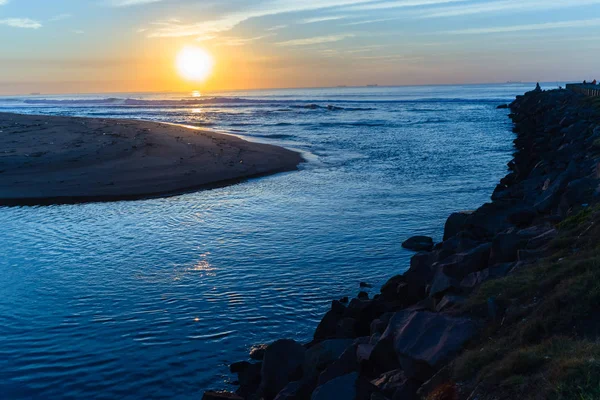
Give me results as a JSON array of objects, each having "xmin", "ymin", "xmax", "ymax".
[{"xmin": 0, "ymin": 83, "xmax": 558, "ymax": 399}]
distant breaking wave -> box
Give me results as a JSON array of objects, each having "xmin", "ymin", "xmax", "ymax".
[
  {"xmin": 15, "ymin": 97, "xmax": 272, "ymax": 106},
  {"xmin": 0, "ymin": 96, "xmax": 508, "ymax": 108}
]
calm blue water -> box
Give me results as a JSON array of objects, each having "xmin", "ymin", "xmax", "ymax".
[{"xmin": 0, "ymin": 84, "xmax": 557, "ymax": 399}]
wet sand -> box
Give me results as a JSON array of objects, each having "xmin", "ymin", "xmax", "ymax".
[{"xmin": 0, "ymin": 113, "xmax": 303, "ymax": 205}]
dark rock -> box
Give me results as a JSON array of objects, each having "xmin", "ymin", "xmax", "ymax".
[
  {"xmin": 416, "ymin": 366, "xmax": 451, "ymax": 399},
  {"xmin": 202, "ymin": 392, "xmax": 243, "ymax": 400},
  {"xmin": 357, "ymin": 343, "xmax": 375, "ymax": 364},
  {"xmin": 443, "ymin": 211, "xmax": 472, "ymax": 240},
  {"xmin": 380, "ymin": 275, "xmax": 405, "ymax": 302},
  {"xmin": 489, "ymin": 232, "xmax": 529, "ymax": 264},
  {"xmin": 260, "ymin": 339, "xmax": 306, "ymax": 400},
  {"xmin": 360, "ymin": 282, "xmax": 373, "ymax": 288},
  {"xmin": 311, "ymin": 372, "xmax": 378, "ymax": 400},
  {"xmin": 507, "ymin": 207, "xmax": 537, "ymax": 227},
  {"xmin": 402, "ymin": 236, "xmax": 434, "ymax": 252},
  {"xmin": 340, "ymin": 296, "xmax": 349, "ymax": 304},
  {"xmin": 497, "ymin": 104, "xmax": 509, "ymax": 109},
  {"xmin": 372, "ymin": 311, "xmax": 478, "ymax": 381},
  {"xmin": 437, "ymin": 242, "xmax": 492, "ymax": 280},
  {"xmin": 317, "ymin": 338, "xmax": 368, "ymax": 386},
  {"xmin": 336, "ymin": 317, "xmax": 358, "ymax": 339},
  {"xmin": 428, "ymin": 268, "xmax": 460, "ymax": 298},
  {"xmin": 250, "ymin": 344, "xmax": 268, "ymax": 361},
  {"xmin": 527, "ymin": 228, "xmax": 557, "ymax": 249},
  {"xmin": 314, "ymin": 303, "xmax": 345, "ymax": 340},
  {"xmin": 435, "ymin": 294, "xmax": 466, "ymax": 312},
  {"xmin": 273, "ymin": 381, "xmax": 305, "ymax": 400},
  {"xmin": 358, "ymin": 291, "xmax": 369, "ymax": 300},
  {"xmin": 370, "ymin": 369, "xmax": 407, "ymax": 398},
  {"xmin": 231, "ymin": 362, "xmax": 262, "ymax": 397},
  {"xmin": 460, "ymin": 263, "xmax": 513, "ymax": 290},
  {"xmin": 304, "ymin": 339, "xmax": 354, "ymax": 380}
]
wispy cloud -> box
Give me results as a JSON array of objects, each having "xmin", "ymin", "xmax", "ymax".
[
  {"xmin": 49, "ymin": 14, "xmax": 73, "ymax": 21},
  {"xmin": 276, "ymin": 33, "xmax": 354, "ymax": 46},
  {"xmin": 0, "ymin": 0, "xmax": 8, "ymax": 5},
  {"xmin": 345, "ymin": 0, "xmax": 467, "ymax": 11},
  {"xmin": 0, "ymin": 18, "xmax": 42, "ymax": 29},
  {"xmin": 110, "ymin": 0, "xmax": 163, "ymax": 6},
  {"xmin": 217, "ymin": 34, "xmax": 274, "ymax": 46},
  {"xmin": 422, "ymin": 0, "xmax": 600, "ymax": 18},
  {"xmin": 301, "ymin": 15, "xmax": 347, "ymax": 24},
  {"xmin": 146, "ymin": 0, "xmax": 378, "ymax": 38},
  {"xmin": 445, "ymin": 18, "xmax": 600, "ymax": 35},
  {"xmin": 267, "ymin": 24, "xmax": 288, "ymax": 31}
]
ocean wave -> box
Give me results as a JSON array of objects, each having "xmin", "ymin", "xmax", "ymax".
[{"xmin": 17, "ymin": 97, "xmax": 273, "ymax": 106}]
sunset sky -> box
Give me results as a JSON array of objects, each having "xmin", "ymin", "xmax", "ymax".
[{"xmin": 1, "ymin": 0, "xmax": 600, "ymax": 95}]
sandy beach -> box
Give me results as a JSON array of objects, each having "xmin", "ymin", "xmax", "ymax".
[{"xmin": 0, "ymin": 112, "xmax": 303, "ymax": 205}]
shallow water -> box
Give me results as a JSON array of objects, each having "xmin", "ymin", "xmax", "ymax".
[{"xmin": 0, "ymin": 84, "xmax": 557, "ymax": 399}]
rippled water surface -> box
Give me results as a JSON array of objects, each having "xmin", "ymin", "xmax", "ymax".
[{"xmin": 0, "ymin": 84, "xmax": 556, "ymax": 399}]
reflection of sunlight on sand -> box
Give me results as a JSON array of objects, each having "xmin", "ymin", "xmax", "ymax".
[{"xmin": 192, "ymin": 91, "xmax": 201, "ymax": 98}]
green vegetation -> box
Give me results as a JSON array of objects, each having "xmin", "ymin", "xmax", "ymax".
[{"xmin": 453, "ymin": 205, "xmax": 600, "ymax": 399}]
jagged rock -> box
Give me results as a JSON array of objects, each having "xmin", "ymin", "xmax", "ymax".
[
  {"xmin": 250, "ymin": 344, "xmax": 268, "ymax": 361},
  {"xmin": 370, "ymin": 369, "xmax": 409, "ymax": 398},
  {"xmin": 260, "ymin": 339, "xmax": 306, "ymax": 400},
  {"xmin": 314, "ymin": 301, "xmax": 346, "ymax": 340},
  {"xmin": 203, "ymin": 392, "xmax": 243, "ymax": 400},
  {"xmin": 304, "ymin": 339, "xmax": 354, "ymax": 379},
  {"xmin": 527, "ymin": 228, "xmax": 557, "ymax": 249},
  {"xmin": 435, "ymin": 294, "xmax": 466, "ymax": 312},
  {"xmin": 371, "ymin": 311, "xmax": 478, "ymax": 381},
  {"xmin": 380, "ymin": 275, "xmax": 405, "ymax": 302},
  {"xmin": 311, "ymin": 372, "xmax": 378, "ymax": 400},
  {"xmin": 428, "ymin": 268, "xmax": 460, "ymax": 298},
  {"xmin": 230, "ymin": 361, "xmax": 262, "ymax": 397},
  {"xmin": 489, "ymin": 232, "xmax": 529, "ymax": 264},
  {"xmin": 336, "ymin": 317, "xmax": 358, "ymax": 339},
  {"xmin": 402, "ymin": 236, "xmax": 434, "ymax": 252},
  {"xmin": 317, "ymin": 338, "xmax": 368, "ymax": 386},
  {"xmin": 357, "ymin": 343, "xmax": 375, "ymax": 363},
  {"xmin": 443, "ymin": 211, "xmax": 472, "ymax": 240},
  {"xmin": 437, "ymin": 242, "xmax": 492, "ymax": 279},
  {"xmin": 358, "ymin": 291, "xmax": 369, "ymax": 300},
  {"xmin": 497, "ymin": 104, "xmax": 509, "ymax": 109},
  {"xmin": 273, "ymin": 381, "xmax": 304, "ymax": 400},
  {"xmin": 507, "ymin": 207, "xmax": 537, "ymax": 227},
  {"xmin": 460, "ymin": 263, "xmax": 513, "ymax": 290}
]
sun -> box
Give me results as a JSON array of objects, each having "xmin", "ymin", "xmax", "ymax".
[{"xmin": 176, "ymin": 46, "xmax": 214, "ymax": 82}]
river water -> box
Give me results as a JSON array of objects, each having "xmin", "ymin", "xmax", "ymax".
[{"xmin": 0, "ymin": 83, "xmax": 557, "ymax": 399}]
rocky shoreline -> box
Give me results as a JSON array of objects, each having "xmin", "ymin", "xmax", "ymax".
[{"xmin": 204, "ymin": 86, "xmax": 600, "ymax": 400}]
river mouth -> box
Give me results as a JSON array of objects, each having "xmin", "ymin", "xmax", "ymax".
[{"xmin": 0, "ymin": 84, "xmax": 541, "ymax": 398}]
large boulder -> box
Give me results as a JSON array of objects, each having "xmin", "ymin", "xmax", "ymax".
[
  {"xmin": 489, "ymin": 232, "xmax": 529, "ymax": 264},
  {"xmin": 371, "ymin": 311, "xmax": 478, "ymax": 381},
  {"xmin": 317, "ymin": 337, "xmax": 368, "ymax": 386},
  {"xmin": 311, "ymin": 372, "xmax": 377, "ymax": 400},
  {"xmin": 435, "ymin": 242, "xmax": 492, "ymax": 280},
  {"xmin": 443, "ymin": 211, "xmax": 472, "ymax": 240},
  {"xmin": 314, "ymin": 301, "xmax": 346, "ymax": 340},
  {"xmin": 304, "ymin": 339, "xmax": 354, "ymax": 380},
  {"xmin": 260, "ymin": 339, "xmax": 306, "ymax": 400},
  {"xmin": 402, "ymin": 236, "xmax": 434, "ymax": 252},
  {"xmin": 230, "ymin": 361, "xmax": 262, "ymax": 397}
]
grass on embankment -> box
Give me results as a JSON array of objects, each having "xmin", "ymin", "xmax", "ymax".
[{"xmin": 450, "ymin": 205, "xmax": 600, "ymax": 400}]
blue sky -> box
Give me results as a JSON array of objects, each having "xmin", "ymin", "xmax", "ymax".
[{"xmin": 1, "ymin": 0, "xmax": 600, "ymax": 94}]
